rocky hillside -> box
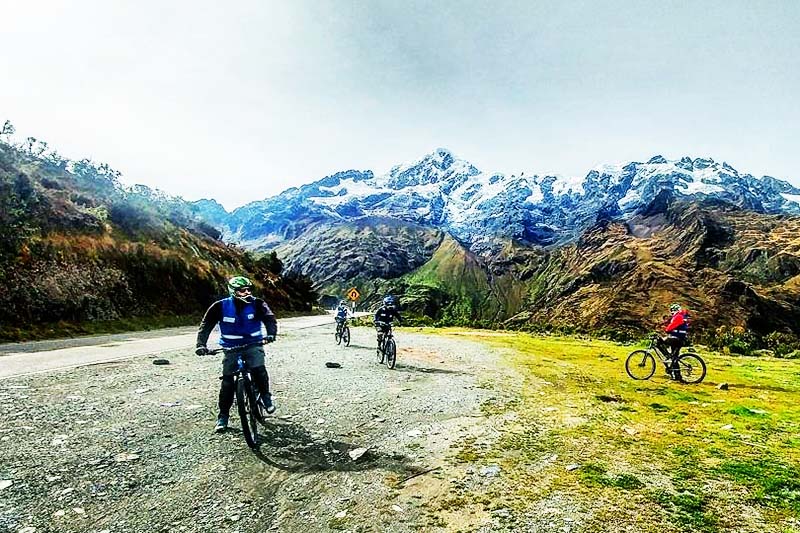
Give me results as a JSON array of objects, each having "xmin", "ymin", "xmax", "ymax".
[
  {"xmin": 0, "ymin": 134, "xmax": 317, "ymax": 342},
  {"xmin": 191, "ymin": 150, "xmax": 800, "ymax": 341}
]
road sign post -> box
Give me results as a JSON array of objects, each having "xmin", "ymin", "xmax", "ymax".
[{"xmin": 347, "ymin": 287, "xmax": 360, "ymax": 301}]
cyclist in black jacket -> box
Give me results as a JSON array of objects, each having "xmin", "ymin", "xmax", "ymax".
[
  {"xmin": 374, "ymin": 295, "xmax": 402, "ymax": 350},
  {"xmin": 195, "ymin": 276, "xmax": 278, "ymax": 433}
]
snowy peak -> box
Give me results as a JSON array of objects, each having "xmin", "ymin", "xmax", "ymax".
[
  {"xmin": 386, "ymin": 148, "xmax": 479, "ymax": 190},
  {"xmin": 210, "ymin": 150, "xmax": 800, "ymax": 252}
]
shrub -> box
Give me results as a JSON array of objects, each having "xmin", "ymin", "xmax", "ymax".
[
  {"xmin": 707, "ymin": 325, "xmax": 757, "ymax": 355},
  {"xmin": 763, "ymin": 331, "xmax": 800, "ymax": 358}
]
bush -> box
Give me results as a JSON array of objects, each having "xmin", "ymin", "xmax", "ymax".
[
  {"xmin": 763, "ymin": 331, "xmax": 800, "ymax": 358},
  {"xmin": 707, "ymin": 325, "xmax": 757, "ymax": 356}
]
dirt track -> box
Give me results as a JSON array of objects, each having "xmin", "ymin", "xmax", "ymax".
[{"xmin": 0, "ymin": 324, "xmax": 511, "ymax": 532}]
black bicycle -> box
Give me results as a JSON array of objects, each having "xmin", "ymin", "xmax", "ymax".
[
  {"xmin": 375, "ymin": 321, "xmax": 397, "ymax": 369},
  {"xmin": 208, "ymin": 341, "xmax": 268, "ymax": 448},
  {"xmin": 625, "ymin": 334, "xmax": 706, "ymax": 384},
  {"xmin": 335, "ymin": 319, "xmax": 351, "ymax": 347}
]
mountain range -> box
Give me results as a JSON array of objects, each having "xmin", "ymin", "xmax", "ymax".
[
  {"xmin": 192, "ymin": 150, "xmax": 800, "ymax": 340},
  {"xmin": 198, "ymin": 149, "xmax": 800, "ymax": 251}
]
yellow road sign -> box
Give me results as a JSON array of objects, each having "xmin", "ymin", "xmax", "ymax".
[{"xmin": 347, "ymin": 287, "xmax": 361, "ymax": 301}]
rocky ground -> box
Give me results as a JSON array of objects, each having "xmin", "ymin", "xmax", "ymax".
[{"xmin": 0, "ymin": 325, "xmax": 518, "ymax": 533}]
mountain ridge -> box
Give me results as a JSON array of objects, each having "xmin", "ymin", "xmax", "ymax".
[{"xmin": 195, "ymin": 149, "xmax": 800, "ymax": 254}]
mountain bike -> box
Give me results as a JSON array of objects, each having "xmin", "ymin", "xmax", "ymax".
[
  {"xmin": 207, "ymin": 341, "xmax": 269, "ymax": 448},
  {"xmin": 335, "ymin": 319, "xmax": 351, "ymax": 347},
  {"xmin": 375, "ymin": 321, "xmax": 397, "ymax": 369},
  {"xmin": 625, "ymin": 334, "xmax": 706, "ymax": 384}
]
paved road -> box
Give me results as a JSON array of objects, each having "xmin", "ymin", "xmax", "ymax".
[{"xmin": 0, "ymin": 313, "xmax": 367, "ymax": 380}]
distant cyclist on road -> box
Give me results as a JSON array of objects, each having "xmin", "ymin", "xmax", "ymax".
[
  {"xmin": 195, "ymin": 276, "xmax": 278, "ymax": 433},
  {"xmin": 659, "ymin": 303, "xmax": 690, "ymax": 378},
  {"xmin": 335, "ymin": 301, "xmax": 349, "ymax": 327},
  {"xmin": 374, "ymin": 295, "xmax": 402, "ymax": 350}
]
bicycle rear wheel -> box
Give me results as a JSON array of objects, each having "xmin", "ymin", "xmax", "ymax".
[
  {"xmin": 236, "ymin": 378, "xmax": 259, "ymax": 448},
  {"xmin": 343, "ymin": 326, "xmax": 351, "ymax": 347},
  {"xmin": 676, "ymin": 353, "xmax": 706, "ymax": 384},
  {"xmin": 625, "ymin": 350, "xmax": 656, "ymax": 380},
  {"xmin": 385, "ymin": 338, "xmax": 397, "ymax": 369}
]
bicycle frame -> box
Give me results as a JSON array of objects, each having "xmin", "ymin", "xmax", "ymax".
[{"xmin": 378, "ymin": 324, "xmax": 393, "ymax": 352}]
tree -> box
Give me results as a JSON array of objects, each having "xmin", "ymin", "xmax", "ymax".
[{"xmin": 0, "ymin": 120, "xmax": 14, "ymax": 142}]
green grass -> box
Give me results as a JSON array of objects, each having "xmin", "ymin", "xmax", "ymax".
[{"xmin": 428, "ymin": 329, "xmax": 800, "ymax": 532}]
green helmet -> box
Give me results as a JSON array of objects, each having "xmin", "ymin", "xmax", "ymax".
[
  {"xmin": 669, "ymin": 303, "xmax": 681, "ymax": 313},
  {"xmin": 227, "ymin": 276, "xmax": 253, "ymax": 301}
]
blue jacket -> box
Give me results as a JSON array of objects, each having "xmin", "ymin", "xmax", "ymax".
[{"xmin": 219, "ymin": 297, "xmax": 264, "ymax": 347}]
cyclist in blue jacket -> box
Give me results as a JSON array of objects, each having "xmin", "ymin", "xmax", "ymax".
[
  {"xmin": 335, "ymin": 301, "xmax": 349, "ymax": 335},
  {"xmin": 196, "ymin": 276, "xmax": 277, "ymax": 432}
]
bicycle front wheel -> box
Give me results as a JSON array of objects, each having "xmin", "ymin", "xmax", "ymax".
[
  {"xmin": 677, "ymin": 353, "xmax": 706, "ymax": 384},
  {"xmin": 335, "ymin": 331, "xmax": 342, "ymax": 345},
  {"xmin": 385, "ymin": 339, "xmax": 397, "ymax": 369},
  {"xmin": 343, "ymin": 326, "xmax": 351, "ymax": 347},
  {"xmin": 236, "ymin": 378, "xmax": 259, "ymax": 449},
  {"xmin": 625, "ymin": 350, "xmax": 656, "ymax": 380}
]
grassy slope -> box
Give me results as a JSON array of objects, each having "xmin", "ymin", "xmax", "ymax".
[
  {"xmin": 403, "ymin": 236, "xmax": 527, "ymax": 323},
  {"xmin": 430, "ymin": 330, "xmax": 800, "ymax": 532}
]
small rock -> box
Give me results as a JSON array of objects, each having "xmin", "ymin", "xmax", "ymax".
[
  {"xmin": 492, "ymin": 508, "xmax": 511, "ymax": 518},
  {"xmin": 134, "ymin": 388, "xmax": 150, "ymax": 394},
  {"xmin": 18, "ymin": 527, "xmax": 36, "ymax": 533},
  {"xmin": 46, "ymin": 475, "xmax": 61, "ymax": 482},
  {"xmin": 316, "ymin": 418, "xmax": 326, "ymax": 425},
  {"xmin": 0, "ymin": 479, "xmax": 12, "ymax": 491},
  {"xmin": 480, "ymin": 465, "xmax": 501, "ymax": 477},
  {"xmin": 53, "ymin": 510, "xmax": 66, "ymax": 517},
  {"xmin": 72, "ymin": 507, "xmax": 85, "ymax": 514},
  {"xmin": 185, "ymin": 405, "xmax": 203, "ymax": 411},
  {"xmin": 152, "ymin": 358, "xmax": 170, "ymax": 365},
  {"xmin": 622, "ymin": 425, "xmax": 638, "ymax": 436},
  {"xmin": 406, "ymin": 429, "xmax": 423, "ymax": 438},
  {"xmin": 720, "ymin": 424, "xmax": 734, "ymax": 430},
  {"xmin": 348, "ymin": 448, "xmax": 369, "ymax": 461},
  {"xmin": 114, "ymin": 452, "xmax": 140, "ymax": 462},
  {"xmin": 227, "ymin": 514, "xmax": 240, "ymax": 522},
  {"xmin": 391, "ymin": 505, "xmax": 404, "ymax": 513},
  {"xmin": 334, "ymin": 510, "xmax": 347, "ymax": 519},
  {"xmin": 718, "ymin": 383, "xmax": 729, "ymax": 390},
  {"xmin": 374, "ymin": 417, "xmax": 386, "ymax": 423},
  {"xmin": 159, "ymin": 401, "xmax": 181, "ymax": 407},
  {"xmin": 566, "ymin": 464, "xmax": 581, "ymax": 472}
]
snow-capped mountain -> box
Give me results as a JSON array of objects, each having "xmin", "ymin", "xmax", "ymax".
[{"xmin": 199, "ymin": 149, "xmax": 800, "ymax": 252}]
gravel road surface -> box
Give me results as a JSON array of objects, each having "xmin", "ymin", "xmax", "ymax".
[{"xmin": 0, "ymin": 323, "xmax": 511, "ymax": 533}]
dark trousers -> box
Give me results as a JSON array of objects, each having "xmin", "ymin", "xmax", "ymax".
[
  {"xmin": 659, "ymin": 336, "xmax": 685, "ymax": 369},
  {"xmin": 376, "ymin": 324, "xmax": 390, "ymax": 347},
  {"xmin": 218, "ymin": 345, "xmax": 270, "ymax": 418}
]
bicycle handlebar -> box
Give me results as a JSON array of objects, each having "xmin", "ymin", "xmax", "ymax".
[{"xmin": 203, "ymin": 339, "xmax": 269, "ymax": 356}]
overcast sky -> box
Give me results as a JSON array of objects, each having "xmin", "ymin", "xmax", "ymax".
[{"xmin": 1, "ymin": 1, "xmax": 798, "ymax": 209}]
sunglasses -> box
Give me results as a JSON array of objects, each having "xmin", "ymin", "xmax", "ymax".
[{"xmin": 234, "ymin": 287, "xmax": 252, "ymax": 294}]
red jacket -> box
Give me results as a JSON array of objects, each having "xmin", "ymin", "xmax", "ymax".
[{"xmin": 665, "ymin": 310, "xmax": 690, "ymax": 337}]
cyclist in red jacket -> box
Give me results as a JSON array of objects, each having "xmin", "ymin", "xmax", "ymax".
[{"xmin": 660, "ymin": 303, "xmax": 690, "ymax": 378}]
